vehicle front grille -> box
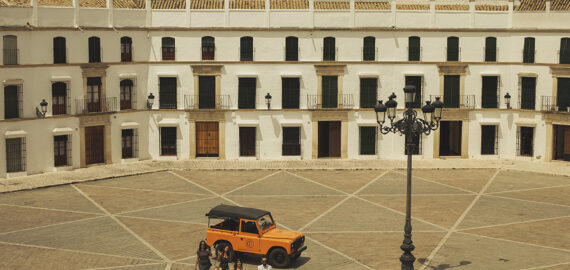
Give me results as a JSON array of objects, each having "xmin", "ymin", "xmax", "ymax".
[{"xmin": 292, "ymin": 236, "xmax": 305, "ymax": 250}]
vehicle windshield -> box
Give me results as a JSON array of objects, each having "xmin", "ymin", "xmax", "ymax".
[{"xmin": 257, "ymin": 214, "xmax": 274, "ymax": 231}]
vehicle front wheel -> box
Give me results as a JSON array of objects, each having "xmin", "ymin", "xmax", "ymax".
[
  {"xmin": 290, "ymin": 252, "xmax": 301, "ymax": 261},
  {"xmin": 268, "ymin": 248, "xmax": 290, "ymax": 268}
]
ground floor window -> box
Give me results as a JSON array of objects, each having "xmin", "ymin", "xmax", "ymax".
[
  {"xmin": 160, "ymin": 127, "xmax": 177, "ymax": 156},
  {"xmin": 54, "ymin": 135, "xmax": 71, "ymax": 167},
  {"xmin": 122, "ymin": 129, "xmax": 138, "ymax": 159},
  {"xmin": 359, "ymin": 126, "xmax": 377, "ymax": 155},
  {"xmin": 239, "ymin": 127, "xmax": 256, "ymax": 157},
  {"xmin": 282, "ymin": 127, "xmax": 301, "ymax": 156},
  {"xmin": 6, "ymin": 137, "xmax": 26, "ymax": 172},
  {"xmin": 481, "ymin": 125, "xmax": 498, "ymax": 155},
  {"xmin": 517, "ymin": 126, "xmax": 534, "ymax": 156}
]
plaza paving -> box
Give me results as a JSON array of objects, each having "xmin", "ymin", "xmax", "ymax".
[{"xmin": 0, "ymin": 167, "xmax": 569, "ymax": 269}]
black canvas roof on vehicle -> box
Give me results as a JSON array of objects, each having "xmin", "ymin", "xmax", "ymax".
[{"xmin": 206, "ymin": 204, "xmax": 270, "ymax": 220}]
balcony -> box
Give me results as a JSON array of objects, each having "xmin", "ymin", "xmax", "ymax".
[
  {"xmin": 184, "ymin": 95, "xmax": 231, "ymax": 110},
  {"xmin": 3, "ymin": 49, "xmax": 19, "ymax": 65},
  {"xmin": 540, "ymin": 96, "xmax": 570, "ymax": 113},
  {"xmin": 307, "ymin": 94, "xmax": 354, "ymax": 110},
  {"xmin": 430, "ymin": 95, "xmax": 475, "ymax": 109},
  {"xmin": 75, "ymin": 97, "xmax": 117, "ymax": 115}
]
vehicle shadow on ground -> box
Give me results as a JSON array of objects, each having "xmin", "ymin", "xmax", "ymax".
[
  {"xmin": 236, "ymin": 253, "xmax": 310, "ymax": 269},
  {"xmin": 417, "ymin": 258, "xmax": 471, "ymax": 269}
]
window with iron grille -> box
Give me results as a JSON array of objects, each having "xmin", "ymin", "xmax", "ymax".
[
  {"xmin": 485, "ymin": 37, "xmax": 497, "ymax": 62},
  {"xmin": 238, "ymin": 77, "xmax": 256, "ymax": 109},
  {"xmin": 159, "ymin": 77, "xmax": 177, "ymax": 109},
  {"xmin": 122, "ymin": 129, "xmax": 138, "ymax": 159},
  {"xmin": 481, "ymin": 125, "xmax": 498, "ymax": 155},
  {"xmin": 53, "ymin": 37, "xmax": 66, "ymax": 64},
  {"xmin": 6, "ymin": 137, "xmax": 26, "ymax": 173},
  {"xmin": 52, "ymin": 82, "xmax": 68, "ymax": 115},
  {"xmin": 520, "ymin": 77, "xmax": 536, "ymax": 110},
  {"xmin": 408, "ymin": 36, "xmax": 420, "ymax": 61},
  {"xmin": 447, "ymin": 36, "xmax": 459, "ymax": 62},
  {"xmin": 240, "ymin": 36, "xmax": 253, "ymax": 61},
  {"xmin": 162, "ymin": 37, "xmax": 175, "ymax": 61},
  {"xmin": 88, "ymin": 36, "xmax": 101, "ymax": 63},
  {"xmin": 363, "ymin": 36, "xmax": 375, "ymax": 61},
  {"xmin": 360, "ymin": 78, "xmax": 377, "ymax": 108},
  {"xmin": 517, "ymin": 126, "xmax": 534, "ymax": 156},
  {"xmin": 282, "ymin": 77, "xmax": 300, "ymax": 109},
  {"xmin": 323, "ymin": 37, "xmax": 335, "ymax": 61},
  {"xmin": 523, "ymin": 37, "xmax": 535, "ymax": 63},
  {"xmin": 282, "ymin": 127, "xmax": 301, "ymax": 156},
  {"xmin": 120, "ymin": 79, "xmax": 133, "ymax": 110},
  {"xmin": 202, "ymin": 36, "xmax": 215, "ymax": 60},
  {"xmin": 405, "ymin": 133, "xmax": 422, "ymax": 155},
  {"xmin": 405, "ymin": 76, "xmax": 422, "ymax": 108},
  {"xmin": 121, "ymin": 36, "xmax": 132, "ymax": 62},
  {"xmin": 560, "ymin": 37, "xmax": 570, "ymax": 64},
  {"xmin": 482, "ymin": 76, "xmax": 499, "ymax": 108},
  {"xmin": 322, "ymin": 76, "xmax": 338, "ymax": 108},
  {"xmin": 285, "ymin": 36, "xmax": 298, "ymax": 61},
  {"xmin": 4, "ymin": 85, "xmax": 22, "ymax": 119},
  {"xmin": 160, "ymin": 127, "xmax": 177, "ymax": 156},
  {"xmin": 54, "ymin": 135, "xmax": 70, "ymax": 167},
  {"xmin": 3, "ymin": 35, "xmax": 18, "ymax": 65},
  {"xmin": 359, "ymin": 126, "xmax": 377, "ymax": 155}
]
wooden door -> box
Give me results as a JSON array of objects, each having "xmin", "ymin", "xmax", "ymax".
[
  {"xmin": 54, "ymin": 135, "xmax": 68, "ymax": 167},
  {"xmin": 85, "ymin": 126, "xmax": 104, "ymax": 165},
  {"xmin": 239, "ymin": 127, "xmax": 256, "ymax": 157},
  {"xmin": 87, "ymin": 78, "xmax": 101, "ymax": 113},
  {"xmin": 196, "ymin": 122, "xmax": 219, "ymax": 157},
  {"xmin": 52, "ymin": 82, "xmax": 67, "ymax": 115},
  {"xmin": 564, "ymin": 127, "xmax": 570, "ymax": 155},
  {"xmin": 318, "ymin": 122, "xmax": 329, "ymax": 157},
  {"xmin": 329, "ymin": 121, "xmax": 341, "ymax": 157}
]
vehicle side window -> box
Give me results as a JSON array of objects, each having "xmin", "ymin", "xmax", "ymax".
[
  {"xmin": 212, "ymin": 219, "xmax": 239, "ymax": 231},
  {"xmin": 241, "ymin": 220, "xmax": 259, "ymax": 234}
]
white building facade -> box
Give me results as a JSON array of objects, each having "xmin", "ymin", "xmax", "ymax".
[{"xmin": 1, "ymin": 0, "xmax": 569, "ymax": 178}]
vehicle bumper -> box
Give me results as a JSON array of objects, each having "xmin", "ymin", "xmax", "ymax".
[{"xmin": 289, "ymin": 246, "xmax": 307, "ymax": 258}]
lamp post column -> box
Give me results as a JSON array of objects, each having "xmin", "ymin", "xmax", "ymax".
[{"xmin": 400, "ymin": 105, "xmax": 416, "ymax": 270}]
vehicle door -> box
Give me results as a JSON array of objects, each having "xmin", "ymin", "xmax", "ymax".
[{"xmin": 237, "ymin": 219, "xmax": 260, "ymax": 252}]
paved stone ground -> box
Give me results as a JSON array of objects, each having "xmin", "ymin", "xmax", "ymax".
[{"xmin": 0, "ymin": 167, "xmax": 569, "ymax": 269}]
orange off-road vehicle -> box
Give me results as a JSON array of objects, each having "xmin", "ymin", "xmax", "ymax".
[{"xmin": 205, "ymin": 204, "xmax": 307, "ymax": 268}]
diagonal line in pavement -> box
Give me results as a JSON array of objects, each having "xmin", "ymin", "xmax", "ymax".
[
  {"xmin": 520, "ymin": 261, "xmax": 570, "ymax": 270},
  {"xmin": 0, "ymin": 202, "xmax": 103, "ymax": 215},
  {"xmin": 77, "ymin": 182, "xmax": 211, "ymax": 196},
  {"xmin": 0, "ymin": 215, "xmax": 104, "ymax": 236},
  {"xmin": 84, "ymin": 262, "xmax": 166, "ymax": 270},
  {"xmin": 483, "ymin": 193, "xmax": 570, "ymax": 208},
  {"xmin": 457, "ymin": 231, "xmax": 570, "ymax": 253},
  {"xmin": 418, "ymin": 169, "xmax": 502, "ymax": 270},
  {"xmin": 221, "ymin": 170, "xmax": 284, "ymax": 196},
  {"xmin": 71, "ymin": 184, "xmax": 171, "ymax": 262},
  {"xmin": 391, "ymin": 169, "xmax": 479, "ymax": 194},
  {"xmin": 113, "ymin": 195, "xmax": 216, "ymax": 216},
  {"xmin": 484, "ymin": 183, "xmax": 570, "ymax": 195},
  {"xmin": 455, "ymin": 215, "xmax": 570, "ymax": 232}
]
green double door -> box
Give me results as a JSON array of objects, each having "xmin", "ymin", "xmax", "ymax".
[{"xmin": 444, "ymin": 75, "xmax": 460, "ymax": 108}]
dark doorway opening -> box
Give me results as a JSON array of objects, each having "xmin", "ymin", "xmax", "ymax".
[
  {"xmin": 440, "ymin": 121, "xmax": 462, "ymax": 156},
  {"xmin": 239, "ymin": 127, "xmax": 256, "ymax": 157},
  {"xmin": 318, "ymin": 121, "xmax": 341, "ymax": 158},
  {"xmin": 554, "ymin": 125, "xmax": 570, "ymax": 161}
]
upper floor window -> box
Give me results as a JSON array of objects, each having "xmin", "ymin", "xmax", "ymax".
[
  {"xmin": 52, "ymin": 82, "xmax": 68, "ymax": 115},
  {"xmin": 285, "ymin": 36, "xmax": 298, "ymax": 61},
  {"xmin": 447, "ymin": 36, "xmax": 459, "ymax": 62},
  {"xmin": 408, "ymin": 36, "xmax": 420, "ymax": 61},
  {"xmin": 88, "ymin": 36, "xmax": 101, "ymax": 63},
  {"xmin": 560, "ymin": 37, "xmax": 570, "ymax": 64},
  {"xmin": 121, "ymin": 36, "xmax": 132, "ymax": 62},
  {"xmin": 405, "ymin": 76, "xmax": 422, "ymax": 108},
  {"xmin": 53, "ymin": 37, "xmax": 66, "ymax": 64},
  {"xmin": 323, "ymin": 37, "xmax": 336, "ymax": 61},
  {"xmin": 4, "ymin": 85, "xmax": 22, "ymax": 119},
  {"xmin": 240, "ymin": 36, "xmax": 253, "ymax": 61},
  {"xmin": 162, "ymin": 37, "xmax": 175, "ymax": 61},
  {"xmin": 523, "ymin": 37, "xmax": 535, "ymax": 63},
  {"xmin": 3, "ymin": 35, "xmax": 18, "ymax": 65},
  {"xmin": 159, "ymin": 77, "xmax": 177, "ymax": 109},
  {"xmin": 485, "ymin": 37, "xmax": 496, "ymax": 62},
  {"xmin": 202, "ymin": 36, "xmax": 215, "ymax": 60},
  {"xmin": 360, "ymin": 78, "xmax": 377, "ymax": 108},
  {"xmin": 282, "ymin": 77, "xmax": 300, "ymax": 109},
  {"xmin": 238, "ymin": 77, "xmax": 256, "ymax": 109},
  {"xmin": 363, "ymin": 36, "xmax": 375, "ymax": 61},
  {"xmin": 120, "ymin": 79, "xmax": 134, "ymax": 110}
]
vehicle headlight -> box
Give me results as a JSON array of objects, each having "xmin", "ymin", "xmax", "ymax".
[{"xmin": 291, "ymin": 242, "xmax": 295, "ymax": 249}]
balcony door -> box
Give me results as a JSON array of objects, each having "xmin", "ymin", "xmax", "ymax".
[
  {"xmin": 444, "ymin": 75, "xmax": 460, "ymax": 108},
  {"xmin": 52, "ymin": 82, "xmax": 67, "ymax": 115},
  {"xmin": 482, "ymin": 76, "xmax": 498, "ymax": 108},
  {"xmin": 322, "ymin": 76, "xmax": 338, "ymax": 108},
  {"xmin": 196, "ymin": 122, "xmax": 219, "ymax": 157},
  {"xmin": 199, "ymin": 76, "xmax": 216, "ymax": 109},
  {"xmin": 557, "ymin": 78, "xmax": 570, "ymax": 112},
  {"xmin": 87, "ymin": 77, "xmax": 101, "ymax": 113}
]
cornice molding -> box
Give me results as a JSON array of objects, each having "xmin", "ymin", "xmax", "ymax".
[
  {"xmin": 437, "ymin": 63, "xmax": 468, "ymax": 75},
  {"xmin": 190, "ymin": 64, "xmax": 224, "ymax": 75}
]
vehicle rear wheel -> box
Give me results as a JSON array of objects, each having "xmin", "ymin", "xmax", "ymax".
[{"xmin": 268, "ymin": 248, "xmax": 290, "ymax": 268}]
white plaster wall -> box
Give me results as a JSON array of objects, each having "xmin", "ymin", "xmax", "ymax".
[
  {"xmin": 151, "ymin": 10, "xmax": 187, "ymax": 28},
  {"xmin": 148, "ymin": 111, "xmax": 190, "ymax": 160},
  {"xmin": 0, "ymin": 7, "xmax": 32, "ymax": 26},
  {"xmin": 314, "ymin": 11, "xmax": 352, "ymax": 28},
  {"xmin": 37, "ymin": 7, "xmax": 75, "ymax": 27},
  {"xmin": 78, "ymin": 8, "xmax": 110, "ymax": 27},
  {"xmin": 228, "ymin": 11, "xmax": 266, "ymax": 28},
  {"xmin": 113, "ymin": 10, "xmax": 147, "ymax": 28},
  {"xmin": 190, "ymin": 11, "xmax": 226, "ymax": 28},
  {"xmin": 269, "ymin": 11, "xmax": 312, "ymax": 28},
  {"xmin": 354, "ymin": 11, "xmax": 392, "ymax": 28}
]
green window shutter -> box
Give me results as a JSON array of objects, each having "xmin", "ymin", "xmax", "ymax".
[
  {"xmin": 561, "ymin": 38, "xmax": 570, "ymax": 64},
  {"xmin": 444, "ymin": 75, "xmax": 460, "ymax": 108},
  {"xmin": 482, "ymin": 76, "xmax": 498, "ymax": 108},
  {"xmin": 485, "ymin": 37, "xmax": 497, "ymax": 62},
  {"xmin": 481, "ymin": 125, "xmax": 496, "ymax": 155},
  {"xmin": 285, "ymin": 36, "xmax": 298, "ymax": 61},
  {"xmin": 521, "ymin": 77, "xmax": 536, "ymax": 110},
  {"xmin": 405, "ymin": 76, "xmax": 422, "ymax": 108},
  {"xmin": 557, "ymin": 78, "xmax": 570, "ymax": 112},
  {"xmin": 408, "ymin": 36, "xmax": 420, "ymax": 61},
  {"xmin": 322, "ymin": 76, "xmax": 338, "ymax": 108},
  {"xmin": 523, "ymin": 37, "xmax": 535, "ymax": 63},
  {"xmin": 159, "ymin": 77, "xmax": 177, "ymax": 109},
  {"xmin": 447, "ymin": 37, "xmax": 459, "ymax": 61},
  {"xmin": 4, "ymin": 85, "xmax": 19, "ymax": 119},
  {"xmin": 363, "ymin": 36, "xmax": 375, "ymax": 61},
  {"xmin": 323, "ymin": 37, "xmax": 335, "ymax": 61},
  {"xmin": 238, "ymin": 78, "xmax": 256, "ymax": 109},
  {"xmin": 282, "ymin": 78, "xmax": 300, "ymax": 109},
  {"xmin": 359, "ymin": 126, "xmax": 376, "ymax": 155},
  {"xmin": 282, "ymin": 127, "xmax": 300, "ymax": 156},
  {"xmin": 199, "ymin": 76, "xmax": 215, "ymax": 109},
  {"xmin": 88, "ymin": 36, "xmax": 101, "ymax": 63},
  {"xmin": 240, "ymin": 36, "xmax": 253, "ymax": 61},
  {"xmin": 360, "ymin": 78, "xmax": 377, "ymax": 108},
  {"xmin": 53, "ymin": 37, "xmax": 66, "ymax": 64}
]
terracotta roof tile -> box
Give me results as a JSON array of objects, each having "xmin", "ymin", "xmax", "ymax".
[
  {"xmin": 113, "ymin": 0, "xmax": 145, "ymax": 8},
  {"xmin": 314, "ymin": 1, "xmax": 350, "ymax": 10},
  {"xmin": 396, "ymin": 3, "xmax": 430, "ymax": 10},
  {"xmin": 475, "ymin": 3, "xmax": 508, "ymax": 11},
  {"xmin": 3, "ymin": 0, "xmax": 31, "ymax": 6},
  {"xmin": 355, "ymin": 1, "xmax": 390, "ymax": 10},
  {"xmin": 270, "ymin": 0, "xmax": 309, "ymax": 9},
  {"xmin": 79, "ymin": 0, "xmax": 107, "ymax": 8},
  {"xmin": 152, "ymin": 0, "xmax": 186, "ymax": 9},
  {"xmin": 38, "ymin": 0, "xmax": 73, "ymax": 6},
  {"xmin": 191, "ymin": 0, "xmax": 224, "ymax": 9},
  {"xmin": 552, "ymin": 0, "xmax": 570, "ymax": 11},
  {"xmin": 0, "ymin": 1, "xmax": 6, "ymax": 6},
  {"xmin": 435, "ymin": 4, "xmax": 469, "ymax": 10},
  {"xmin": 230, "ymin": 0, "xmax": 265, "ymax": 9},
  {"xmin": 515, "ymin": 0, "xmax": 546, "ymax": 11}
]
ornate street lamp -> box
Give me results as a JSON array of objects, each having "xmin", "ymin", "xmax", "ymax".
[
  {"xmin": 374, "ymin": 85, "xmax": 444, "ymax": 270},
  {"xmin": 146, "ymin": 93, "xmax": 155, "ymax": 109},
  {"xmin": 265, "ymin": 92, "xmax": 272, "ymax": 110},
  {"xmin": 36, "ymin": 99, "xmax": 48, "ymax": 117},
  {"xmin": 504, "ymin": 92, "xmax": 511, "ymax": 109}
]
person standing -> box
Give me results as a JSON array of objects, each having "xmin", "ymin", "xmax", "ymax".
[
  {"xmin": 217, "ymin": 245, "xmax": 232, "ymax": 270},
  {"xmin": 257, "ymin": 257, "xmax": 272, "ymax": 270},
  {"xmin": 195, "ymin": 240, "xmax": 212, "ymax": 270},
  {"xmin": 233, "ymin": 258, "xmax": 246, "ymax": 270}
]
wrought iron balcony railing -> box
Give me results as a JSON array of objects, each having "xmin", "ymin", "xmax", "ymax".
[
  {"xmin": 184, "ymin": 95, "xmax": 231, "ymax": 110},
  {"xmin": 430, "ymin": 94, "xmax": 475, "ymax": 109},
  {"xmin": 541, "ymin": 96, "xmax": 561, "ymax": 111},
  {"xmin": 75, "ymin": 97, "xmax": 117, "ymax": 115},
  {"xmin": 307, "ymin": 94, "xmax": 354, "ymax": 110}
]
